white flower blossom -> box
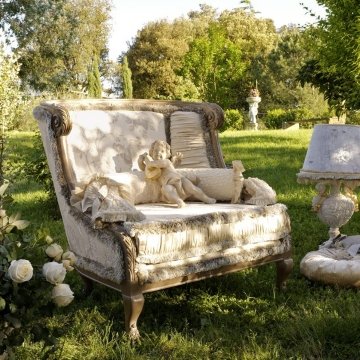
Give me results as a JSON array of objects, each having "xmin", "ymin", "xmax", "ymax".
[
  {"xmin": 45, "ymin": 243, "xmax": 63, "ymax": 261},
  {"xmin": 62, "ymin": 251, "xmax": 76, "ymax": 266},
  {"xmin": 42, "ymin": 262, "xmax": 66, "ymax": 285},
  {"xmin": 62, "ymin": 260, "xmax": 74, "ymax": 272},
  {"xmin": 8, "ymin": 259, "xmax": 33, "ymax": 283},
  {"xmin": 51, "ymin": 284, "xmax": 74, "ymax": 307}
]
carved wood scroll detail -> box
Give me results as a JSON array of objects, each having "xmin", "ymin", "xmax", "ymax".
[
  {"xmin": 202, "ymin": 104, "xmax": 224, "ymax": 130},
  {"xmin": 119, "ymin": 234, "xmax": 138, "ymax": 282},
  {"xmin": 43, "ymin": 104, "xmax": 72, "ymax": 137}
]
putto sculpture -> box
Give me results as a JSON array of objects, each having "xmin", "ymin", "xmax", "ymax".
[{"xmin": 138, "ymin": 140, "xmax": 216, "ymax": 207}]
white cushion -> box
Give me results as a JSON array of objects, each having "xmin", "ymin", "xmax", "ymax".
[{"xmin": 300, "ymin": 236, "xmax": 360, "ymax": 287}]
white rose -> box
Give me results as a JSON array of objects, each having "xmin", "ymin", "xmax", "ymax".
[
  {"xmin": 51, "ymin": 284, "xmax": 74, "ymax": 307},
  {"xmin": 8, "ymin": 259, "xmax": 33, "ymax": 283},
  {"xmin": 61, "ymin": 260, "xmax": 74, "ymax": 272},
  {"xmin": 45, "ymin": 243, "xmax": 63, "ymax": 261},
  {"xmin": 42, "ymin": 262, "xmax": 66, "ymax": 285},
  {"xmin": 62, "ymin": 251, "xmax": 76, "ymax": 266}
]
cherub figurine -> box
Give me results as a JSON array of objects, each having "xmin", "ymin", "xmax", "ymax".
[{"xmin": 138, "ymin": 140, "xmax": 216, "ymax": 208}]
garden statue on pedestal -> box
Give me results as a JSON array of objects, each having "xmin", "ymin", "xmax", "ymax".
[{"xmin": 246, "ymin": 88, "xmax": 261, "ymax": 130}]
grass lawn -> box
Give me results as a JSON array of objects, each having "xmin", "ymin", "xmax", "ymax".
[{"xmin": 7, "ymin": 129, "xmax": 360, "ymax": 359}]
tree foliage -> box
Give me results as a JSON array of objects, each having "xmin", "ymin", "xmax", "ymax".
[
  {"xmin": 298, "ymin": 0, "xmax": 360, "ymax": 113},
  {"xmin": 127, "ymin": 18, "xmax": 198, "ymax": 99},
  {"xmin": 121, "ymin": 56, "xmax": 133, "ymax": 99},
  {"xmin": 182, "ymin": 23, "xmax": 244, "ymax": 108},
  {"xmin": 124, "ymin": 4, "xmax": 328, "ymax": 114},
  {"xmin": 87, "ymin": 56, "xmax": 102, "ymax": 98},
  {"xmin": 258, "ymin": 26, "xmax": 329, "ymax": 116},
  {"xmin": 0, "ymin": 0, "xmax": 111, "ymax": 94},
  {"xmin": 0, "ymin": 45, "xmax": 23, "ymax": 183},
  {"xmin": 126, "ymin": 5, "xmax": 279, "ymax": 109}
]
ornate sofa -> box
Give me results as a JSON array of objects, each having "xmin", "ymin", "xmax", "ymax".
[{"xmin": 33, "ymin": 99, "xmax": 292, "ymax": 338}]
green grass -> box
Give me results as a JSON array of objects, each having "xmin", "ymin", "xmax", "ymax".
[{"xmin": 7, "ymin": 129, "xmax": 360, "ymax": 359}]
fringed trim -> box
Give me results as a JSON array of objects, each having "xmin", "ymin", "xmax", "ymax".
[
  {"xmin": 133, "ymin": 205, "xmax": 290, "ymax": 264},
  {"xmin": 76, "ymin": 255, "xmax": 125, "ymax": 283},
  {"xmin": 137, "ymin": 236, "xmax": 291, "ymax": 284},
  {"xmin": 125, "ymin": 203, "xmax": 289, "ymax": 236}
]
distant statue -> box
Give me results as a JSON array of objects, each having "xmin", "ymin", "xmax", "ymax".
[
  {"xmin": 249, "ymin": 102, "xmax": 259, "ymax": 124},
  {"xmin": 246, "ymin": 87, "xmax": 261, "ymax": 130},
  {"xmin": 138, "ymin": 140, "xmax": 216, "ymax": 208}
]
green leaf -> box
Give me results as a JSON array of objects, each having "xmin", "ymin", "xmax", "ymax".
[
  {"xmin": 9, "ymin": 303, "xmax": 17, "ymax": 314},
  {"xmin": 12, "ymin": 220, "xmax": 30, "ymax": 230},
  {"xmin": 8, "ymin": 212, "xmax": 21, "ymax": 223},
  {"xmin": 0, "ymin": 245, "xmax": 8, "ymax": 256},
  {"xmin": 0, "ymin": 296, "xmax": 5, "ymax": 311},
  {"xmin": 0, "ymin": 216, "xmax": 8, "ymax": 228},
  {"xmin": 5, "ymin": 225, "xmax": 14, "ymax": 233},
  {"xmin": 0, "ymin": 182, "xmax": 9, "ymax": 197},
  {"xmin": 21, "ymin": 234, "xmax": 32, "ymax": 243}
]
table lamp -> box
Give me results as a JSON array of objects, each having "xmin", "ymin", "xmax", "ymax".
[{"xmin": 297, "ymin": 124, "xmax": 360, "ymax": 243}]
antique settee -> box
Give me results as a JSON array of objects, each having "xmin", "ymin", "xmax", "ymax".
[{"xmin": 34, "ymin": 99, "xmax": 292, "ymax": 338}]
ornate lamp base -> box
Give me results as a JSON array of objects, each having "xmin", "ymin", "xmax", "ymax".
[{"xmin": 312, "ymin": 181, "xmax": 358, "ymax": 241}]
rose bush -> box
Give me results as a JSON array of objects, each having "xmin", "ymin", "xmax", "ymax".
[{"xmin": 0, "ymin": 184, "xmax": 76, "ymax": 357}]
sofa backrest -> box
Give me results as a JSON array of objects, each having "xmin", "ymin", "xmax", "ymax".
[{"xmin": 34, "ymin": 99, "xmax": 225, "ymax": 193}]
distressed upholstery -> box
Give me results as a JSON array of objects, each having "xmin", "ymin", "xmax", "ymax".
[{"xmin": 34, "ymin": 99, "xmax": 292, "ymax": 338}]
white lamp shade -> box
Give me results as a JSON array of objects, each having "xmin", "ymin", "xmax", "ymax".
[{"xmin": 298, "ymin": 124, "xmax": 360, "ymax": 181}]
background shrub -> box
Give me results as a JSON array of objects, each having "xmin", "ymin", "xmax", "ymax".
[
  {"xmin": 262, "ymin": 108, "xmax": 289, "ymax": 129},
  {"xmin": 221, "ymin": 109, "xmax": 245, "ymax": 131},
  {"xmin": 263, "ymin": 107, "xmax": 317, "ymax": 129},
  {"xmin": 11, "ymin": 97, "xmax": 41, "ymax": 132},
  {"xmin": 346, "ymin": 110, "xmax": 360, "ymax": 125}
]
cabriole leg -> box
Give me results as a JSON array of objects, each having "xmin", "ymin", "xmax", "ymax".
[
  {"xmin": 276, "ymin": 258, "xmax": 293, "ymax": 290},
  {"xmin": 122, "ymin": 291, "xmax": 145, "ymax": 340}
]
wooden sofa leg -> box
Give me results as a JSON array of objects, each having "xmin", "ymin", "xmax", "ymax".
[
  {"xmin": 276, "ymin": 258, "xmax": 293, "ymax": 290},
  {"xmin": 122, "ymin": 291, "xmax": 145, "ymax": 340},
  {"xmin": 80, "ymin": 274, "xmax": 94, "ymax": 296}
]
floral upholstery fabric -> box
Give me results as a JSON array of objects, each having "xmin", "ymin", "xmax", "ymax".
[{"xmin": 64, "ymin": 110, "xmax": 166, "ymax": 185}]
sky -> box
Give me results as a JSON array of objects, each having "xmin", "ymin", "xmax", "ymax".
[{"xmin": 109, "ymin": 0, "xmax": 327, "ymax": 60}]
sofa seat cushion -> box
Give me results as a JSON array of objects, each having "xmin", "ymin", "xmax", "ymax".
[
  {"xmin": 124, "ymin": 203, "xmax": 290, "ymax": 265},
  {"xmin": 136, "ymin": 235, "xmax": 291, "ymax": 284}
]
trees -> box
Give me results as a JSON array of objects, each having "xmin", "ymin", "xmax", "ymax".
[
  {"xmin": 126, "ymin": 5, "xmax": 277, "ymax": 108},
  {"xmin": 126, "ymin": 18, "xmax": 198, "ymax": 99},
  {"xmin": 121, "ymin": 56, "xmax": 133, "ymax": 99},
  {"xmin": 0, "ymin": 0, "xmax": 111, "ymax": 94},
  {"xmin": 182, "ymin": 23, "xmax": 244, "ymax": 108},
  {"xmin": 298, "ymin": 0, "xmax": 360, "ymax": 113},
  {"xmin": 87, "ymin": 56, "xmax": 102, "ymax": 98},
  {"xmin": 258, "ymin": 25, "xmax": 329, "ymax": 116},
  {"xmin": 0, "ymin": 45, "xmax": 23, "ymax": 182}
]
